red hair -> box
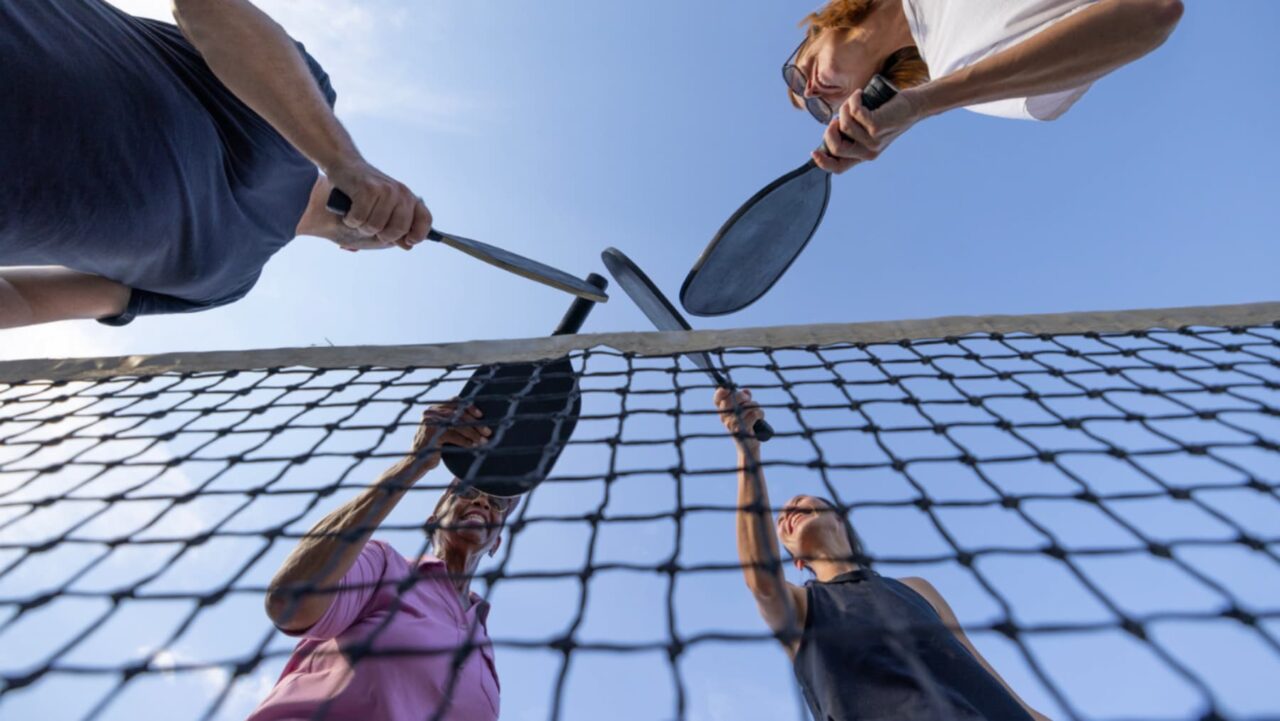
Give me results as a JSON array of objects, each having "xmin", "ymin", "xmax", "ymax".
[{"xmin": 788, "ymin": 0, "xmax": 930, "ymax": 109}]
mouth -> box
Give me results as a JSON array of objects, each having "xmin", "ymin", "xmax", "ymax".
[{"xmin": 458, "ymin": 508, "xmax": 492, "ymax": 528}]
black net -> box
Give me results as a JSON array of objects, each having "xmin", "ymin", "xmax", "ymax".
[{"xmin": 1, "ymin": 315, "xmax": 1278, "ymax": 720}]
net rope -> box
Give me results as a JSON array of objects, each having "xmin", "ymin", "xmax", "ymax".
[{"xmin": 1, "ymin": 303, "xmax": 1278, "ymax": 720}]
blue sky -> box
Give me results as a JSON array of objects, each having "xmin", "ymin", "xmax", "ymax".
[{"xmin": 1, "ymin": 1, "xmax": 1278, "ymax": 720}]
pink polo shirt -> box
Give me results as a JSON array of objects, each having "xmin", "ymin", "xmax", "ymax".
[{"xmin": 247, "ymin": 541, "xmax": 500, "ymax": 721}]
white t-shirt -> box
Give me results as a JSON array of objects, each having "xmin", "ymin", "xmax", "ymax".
[{"xmin": 901, "ymin": 0, "xmax": 1098, "ymax": 120}]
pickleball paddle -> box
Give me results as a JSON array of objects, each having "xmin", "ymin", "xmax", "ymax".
[
  {"xmin": 601, "ymin": 248, "xmax": 774, "ymax": 442},
  {"xmin": 326, "ymin": 190, "xmax": 608, "ymax": 303},
  {"xmin": 680, "ymin": 75, "xmax": 899, "ymax": 316},
  {"xmin": 441, "ymin": 273, "xmax": 609, "ymax": 497}
]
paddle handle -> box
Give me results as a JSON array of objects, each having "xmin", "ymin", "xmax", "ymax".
[
  {"xmin": 553, "ymin": 274, "xmax": 609, "ymax": 336},
  {"xmin": 752, "ymin": 417, "xmax": 775, "ymax": 443},
  {"xmin": 815, "ymin": 74, "xmax": 900, "ymax": 158},
  {"xmin": 325, "ymin": 188, "xmax": 443, "ymax": 242},
  {"xmin": 712, "ymin": 370, "xmax": 774, "ymax": 443}
]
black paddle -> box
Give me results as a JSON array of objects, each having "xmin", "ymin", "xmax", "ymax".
[
  {"xmin": 441, "ymin": 273, "xmax": 608, "ymax": 497},
  {"xmin": 680, "ymin": 75, "xmax": 899, "ymax": 316},
  {"xmin": 326, "ymin": 189, "xmax": 608, "ymax": 303},
  {"xmin": 601, "ymin": 248, "xmax": 774, "ymax": 442}
]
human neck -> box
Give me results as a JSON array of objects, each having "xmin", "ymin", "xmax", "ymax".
[
  {"xmin": 436, "ymin": 545, "xmax": 483, "ymax": 608},
  {"xmin": 810, "ymin": 558, "xmax": 861, "ymax": 583}
]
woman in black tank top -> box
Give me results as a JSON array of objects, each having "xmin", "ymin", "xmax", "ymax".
[{"xmin": 714, "ymin": 388, "xmax": 1050, "ymax": 721}]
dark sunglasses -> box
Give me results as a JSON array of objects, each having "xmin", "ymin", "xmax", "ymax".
[
  {"xmin": 453, "ymin": 484, "xmax": 518, "ymax": 513},
  {"xmin": 782, "ymin": 39, "xmax": 835, "ymax": 124}
]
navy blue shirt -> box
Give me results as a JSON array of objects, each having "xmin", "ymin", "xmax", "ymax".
[
  {"xmin": 0, "ymin": 0, "xmax": 336, "ymax": 324},
  {"xmin": 794, "ymin": 570, "xmax": 1033, "ymax": 721}
]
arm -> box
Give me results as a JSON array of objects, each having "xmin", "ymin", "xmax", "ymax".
[
  {"xmin": 264, "ymin": 404, "xmax": 490, "ymax": 631},
  {"xmin": 817, "ymin": 0, "xmax": 1185, "ymax": 173},
  {"xmin": 0, "ymin": 267, "xmax": 130, "ymax": 329},
  {"xmin": 170, "ymin": 0, "xmax": 431, "ymax": 247},
  {"xmin": 900, "ymin": 577, "xmax": 1052, "ymax": 721},
  {"xmin": 912, "ymin": 0, "xmax": 1183, "ymax": 117},
  {"xmin": 715, "ymin": 388, "xmax": 808, "ymax": 653}
]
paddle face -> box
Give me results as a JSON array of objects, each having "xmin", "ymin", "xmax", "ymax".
[
  {"xmin": 681, "ymin": 162, "xmax": 829, "ymax": 317},
  {"xmin": 441, "ymin": 274, "xmax": 607, "ymax": 497},
  {"xmin": 601, "ymin": 248, "xmax": 774, "ymax": 442},
  {"xmin": 681, "ymin": 74, "xmax": 899, "ymax": 317},
  {"xmin": 325, "ymin": 189, "xmax": 607, "ymax": 303},
  {"xmin": 441, "ymin": 359, "xmax": 581, "ymax": 497}
]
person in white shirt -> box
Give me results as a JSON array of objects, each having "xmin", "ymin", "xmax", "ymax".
[{"xmin": 782, "ymin": 0, "xmax": 1184, "ymax": 174}]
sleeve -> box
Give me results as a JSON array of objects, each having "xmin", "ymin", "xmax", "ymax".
[
  {"xmin": 286, "ymin": 540, "xmax": 392, "ymax": 641},
  {"xmin": 97, "ymin": 289, "xmax": 209, "ymax": 326},
  {"xmin": 97, "ymin": 286, "xmax": 245, "ymax": 326},
  {"xmin": 956, "ymin": 1, "xmax": 1099, "ymax": 122}
]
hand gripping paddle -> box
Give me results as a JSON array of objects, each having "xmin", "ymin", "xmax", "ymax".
[
  {"xmin": 327, "ymin": 189, "xmax": 608, "ymax": 303},
  {"xmin": 680, "ymin": 75, "xmax": 899, "ymax": 316},
  {"xmin": 601, "ymin": 248, "xmax": 774, "ymax": 442},
  {"xmin": 440, "ymin": 273, "xmax": 608, "ymax": 497}
]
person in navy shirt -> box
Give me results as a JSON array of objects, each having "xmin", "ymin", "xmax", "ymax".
[{"xmin": 0, "ymin": 0, "xmax": 432, "ymax": 329}]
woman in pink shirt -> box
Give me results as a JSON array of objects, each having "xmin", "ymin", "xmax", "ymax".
[{"xmin": 248, "ymin": 402, "xmax": 513, "ymax": 721}]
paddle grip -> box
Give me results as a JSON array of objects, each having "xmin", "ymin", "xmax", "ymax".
[
  {"xmin": 325, "ymin": 189, "xmax": 443, "ymax": 242},
  {"xmin": 553, "ymin": 274, "xmax": 609, "ymax": 336},
  {"xmin": 326, "ymin": 188, "xmax": 353, "ymax": 215},
  {"xmin": 716, "ymin": 372, "xmax": 774, "ymax": 443},
  {"xmin": 816, "ymin": 74, "xmax": 900, "ymax": 157},
  {"xmin": 752, "ymin": 418, "xmax": 775, "ymax": 443}
]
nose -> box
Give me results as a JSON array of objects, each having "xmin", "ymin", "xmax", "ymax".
[{"xmin": 803, "ymin": 68, "xmax": 821, "ymax": 99}]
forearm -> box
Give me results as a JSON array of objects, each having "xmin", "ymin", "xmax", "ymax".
[
  {"xmin": 911, "ymin": 0, "xmax": 1183, "ymax": 117},
  {"xmin": 172, "ymin": 0, "xmax": 358, "ymax": 172},
  {"xmin": 735, "ymin": 446, "xmax": 787, "ymax": 598},
  {"xmin": 0, "ymin": 267, "xmax": 129, "ymax": 329},
  {"xmin": 266, "ymin": 457, "xmax": 420, "ymax": 626}
]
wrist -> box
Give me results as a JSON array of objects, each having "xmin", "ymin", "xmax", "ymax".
[
  {"xmin": 316, "ymin": 143, "xmax": 366, "ymax": 182},
  {"xmin": 386, "ymin": 455, "xmax": 433, "ymax": 485},
  {"xmin": 904, "ymin": 79, "xmax": 957, "ymax": 119}
]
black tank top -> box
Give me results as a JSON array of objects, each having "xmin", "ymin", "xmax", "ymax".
[{"xmin": 793, "ymin": 569, "xmax": 1033, "ymax": 721}]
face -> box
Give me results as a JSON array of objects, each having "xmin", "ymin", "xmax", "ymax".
[
  {"xmin": 793, "ymin": 29, "xmax": 880, "ymax": 120},
  {"xmin": 431, "ymin": 483, "xmax": 516, "ymax": 557},
  {"xmin": 777, "ymin": 495, "xmax": 851, "ymax": 564}
]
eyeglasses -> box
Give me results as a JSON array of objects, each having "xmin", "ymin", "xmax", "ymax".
[
  {"xmin": 782, "ymin": 39, "xmax": 835, "ymax": 124},
  {"xmin": 453, "ymin": 484, "xmax": 518, "ymax": 514}
]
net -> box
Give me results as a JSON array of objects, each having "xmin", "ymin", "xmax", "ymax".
[{"xmin": 1, "ymin": 302, "xmax": 1278, "ymax": 721}]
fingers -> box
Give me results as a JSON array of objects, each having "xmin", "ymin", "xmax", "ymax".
[
  {"xmin": 419, "ymin": 404, "xmax": 490, "ymax": 447},
  {"xmin": 378, "ymin": 197, "xmax": 415, "ymax": 248},
  {"xmin": 714, "ymin": 388, "xmax": 764, "ymax": 439},
  {"xmin": 813, "ymin": 90, "xmax": 884, "ymax": 175},
  {"xmin": 836, "ymin": 90, "xmax": 882, "ymax": 158},
  {"xmin": 405, "ymin": 200, "xmax": 433, "ymax": 249},
  {"xmin": 332, "ymin": 164, "xmax": 426, "ymax": 249},
  {"xmin": 812, "ymin": 150, "xmax": 858, "ymax": 174}
]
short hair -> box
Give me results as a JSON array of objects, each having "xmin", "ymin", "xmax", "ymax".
[{"xmin": 788, "ymin": 0, "xmax": 930, "ymax": 110}]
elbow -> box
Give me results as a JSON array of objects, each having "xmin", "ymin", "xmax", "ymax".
[
  {"xmin": 264, "ymin": 589, "xmax": 289, "ymax": 627},
  {"xmin": 1132, "ymin": 0, "xmax": 1184, "ymax": 44},
  {"xmin": 264, "ymin": 588, "xmax": 311, "ymax": 632},
  {"xmin": 1151, "ymin": 0, "xmax": 1184, "ymax": 35}
]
